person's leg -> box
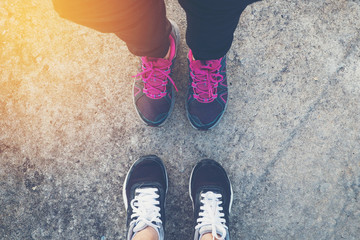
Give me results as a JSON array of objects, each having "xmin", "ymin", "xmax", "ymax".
[
  {"xmin": 178, "ymin": 0, "xmax": 260, "ymax": 60},
  {"xmin": 189, "ymin": 159, "xmax": 233, "ymax": 240},
  {"xmin": 180, "ymin": 0, "xmax": 260, "ymax": 130},
  {"xmin": 52, "ymin": 0, "xmax": 171, "ymax": 58},
  {"xmin": 52, "ymin": 0, "xmax": 180, "ymax": 127},
  {"xmin": 123, "ymin": 155, "xmax": 168, "ymax": 240}
]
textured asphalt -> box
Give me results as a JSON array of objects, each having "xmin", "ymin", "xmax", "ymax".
[{"xmin": 0, "ymin": 0, "xmax": 359, "ymax": 239}]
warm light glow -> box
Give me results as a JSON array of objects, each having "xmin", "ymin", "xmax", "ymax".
[{"xmin": 0, "ymin": 0, "xmax": 132, "ymax": 159}]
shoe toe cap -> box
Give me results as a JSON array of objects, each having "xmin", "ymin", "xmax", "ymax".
[
  {"xmin": 136, "ymin": 96, "xmax": 172, "ymax": 126},
  {"xmin": 187, "ymin": 100, "xmax": 224, "ymax": 130}
]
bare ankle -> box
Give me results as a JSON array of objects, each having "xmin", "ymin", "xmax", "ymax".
[
  {"xmin": 200, "ymin": 233, "xmax": 221, "ymax": 240},
  {"xmin": 132, "ymin": 226, "xmax": 159, "ymax": 240}
]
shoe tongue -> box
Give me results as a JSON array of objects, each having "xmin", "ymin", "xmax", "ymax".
[
  {"xmin": 191, "ymin": 59, "xmax": 219, "ymax": 70},
  {"xmin": 146, "ymin": 57, "xmax": 171, "ymax": 67},
  {"xmin": 143, "ymin": 57, "xmax": 170, "ymax": 95},
  {"xmin": 190, "ymin": 60, "xmax": 204, "ymax": 70},
  {"xmin": 190, "ymin": 59, "xmax": 222, "ymax": 100},
  {"xmin": 191, "ymin": 65, "xmax": 214, "ymax": 99}
]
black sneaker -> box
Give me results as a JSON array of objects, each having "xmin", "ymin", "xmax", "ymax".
[
  {"xmin": 133, "ymin": 20, "xmax": 180, "ymax": 127},
  {"xmin": 122, "ymin": 155, "xmax": 168, "ymax": 240},
  {"xmin": 189, "ymin": 159, "xmax": 233, "ymax": 240},
  {"xmin": 186, "ymin": 50, "xmax": 228, "ymax": 130}
]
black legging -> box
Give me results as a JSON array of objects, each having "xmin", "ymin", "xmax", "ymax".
[{"xmin": 52, "ymin": 0, "xmax": 259, "ymax": 60}]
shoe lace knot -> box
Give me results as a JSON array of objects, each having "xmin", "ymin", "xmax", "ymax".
[
  {"xmin": 130, "ymin": 187, "xmax": 162, "ymax": 233},
  {"xmin": 196, "ymin": 191, "xmax": 227, "ymax": 240},
  {"xmin": 134, "ymin": 57, "xmax": 178, "ymax": 99},
  {"xmin": 190, "ymin": 59, "xmax": 224, "ymax": 103}
]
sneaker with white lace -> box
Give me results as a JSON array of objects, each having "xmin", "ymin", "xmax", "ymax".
[
  {"xmin": 189, "ymin": 159, "xmax": 233, "ymax": 240},
  {"xmin": 123, "ymin": 155, "xmax": 168, "ymax": 240},
  {"xmin": 133, "ymin": 20, "xmax": 180, "ymax": 127}
]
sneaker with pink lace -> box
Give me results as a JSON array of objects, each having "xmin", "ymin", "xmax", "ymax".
[
  {"xmin": 133, "ymin": 21, "xmax": 180, "ymax": 127},
  {"xmin": 186, "ymin": 50, "xmax": 228, "ymax": 130}
]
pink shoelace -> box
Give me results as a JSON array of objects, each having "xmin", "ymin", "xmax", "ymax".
[
  {"xmin": 190, "ymin": 58, "xmax": 224, "ymax": 103},
  {"xmin": 134, "ymin": 57, "xmax": 178, "ymax": 99}
]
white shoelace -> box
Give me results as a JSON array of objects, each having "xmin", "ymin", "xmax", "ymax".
[
  {"xmin": 130, "ymin": 187, "xmax": 162, "ymax": 234},
  {"xmin": 195, "ymin": 191, "xmax": 227, "ymax": 240}
]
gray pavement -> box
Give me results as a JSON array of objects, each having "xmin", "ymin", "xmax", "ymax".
[{"xmin": 1, "ymin": 0, "xmax": 360, "ymax": 239}]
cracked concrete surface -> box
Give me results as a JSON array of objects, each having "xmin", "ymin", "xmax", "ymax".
[{"xmin": 1, "ymin": 0, "xmax": 360, "ymax": 239}]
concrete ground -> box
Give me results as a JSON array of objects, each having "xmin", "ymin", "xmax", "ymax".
[{"xmin": 1, "ymin": 0, "xmax": 360, "ymax": 239}]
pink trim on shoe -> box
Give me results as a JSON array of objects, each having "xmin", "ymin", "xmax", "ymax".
[
  {"xmin": 134, "ymin": 86, "xmax": 141, "ymax": 97},
  {"xmin": 168, "ymin": 33, "xmax": 176, "ymax": 60},
  {"xmin": 220, "ymin": 92, "xmax": 228, "ymax": 104}
]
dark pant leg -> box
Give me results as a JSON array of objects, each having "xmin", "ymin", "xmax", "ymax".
[
  {"xmin": 52, "ymin": 0, "xmax": 171, "ymax": 58},
  {"xmin": 178, "ymin": 0, "xmax": 260, "ymax": 60}
]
